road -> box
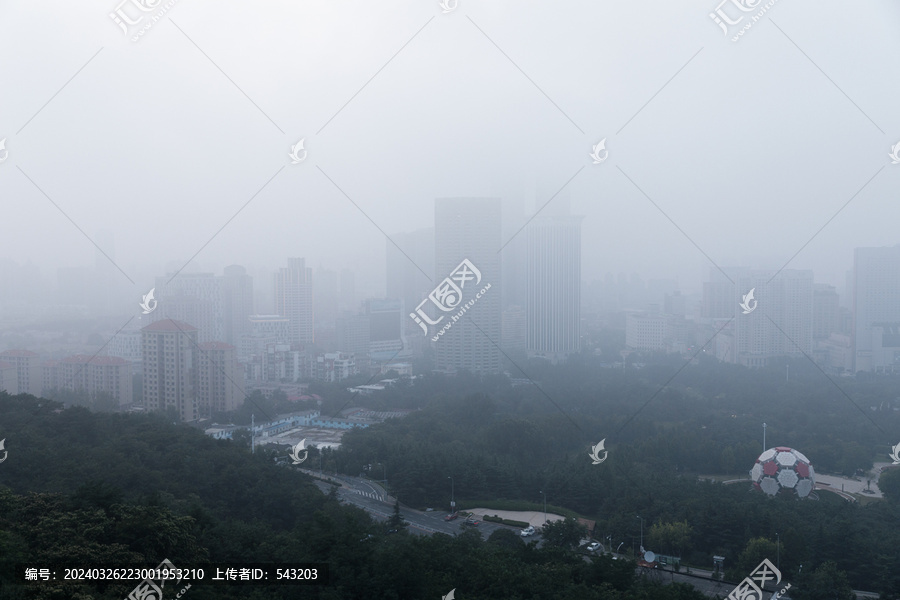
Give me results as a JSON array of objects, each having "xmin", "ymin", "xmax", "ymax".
[
  {"xmin": 301, "ymin": 469, "xmax": 879, "ymax": 599},
  {"xmin": 301, "ymin": 468, "xmax": 542, "ymax": 540}
]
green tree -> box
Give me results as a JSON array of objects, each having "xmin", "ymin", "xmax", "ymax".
[
  {"xmin": 541, "ymin": 517, "xmax": 587, "ymax": 551},
  {"xmin": 792, "ymin": 561, "xmax": 855, "ymax": 600}
]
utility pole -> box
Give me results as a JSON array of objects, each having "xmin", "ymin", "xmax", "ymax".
[
  {"xmin": 540, "ymin": 490, "xmax": 547, "ymax": 524},
  {"xmin": 763, "ymin": 422, "xmax": 767, "ymax": 451},
  {"xmin": 251, "ymin": 414, "xmax": 255, "ymax": 454},
  {"xmin": 636, "ymin": 516, "xmax": 644, "ymax": 552}
]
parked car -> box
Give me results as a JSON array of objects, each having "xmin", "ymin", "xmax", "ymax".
[
  {"xmin": 464, "ymin": 518, "xmax": 480, "ymax": 526},
  {"xmin": 520, "ymin": 526, "xmax": 535, "ymax": 537},
  {"xmin": 587, "ymin": 542, "xmax": 601, "ymax": 552},
  {"xmin": 444, "ymin": 512, "xmax": 459, "ymax": 521}
]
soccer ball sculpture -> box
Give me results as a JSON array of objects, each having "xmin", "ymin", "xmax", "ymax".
[{"xmin": 751, "ymin": 447, "xmax": 815, "ymax": 498}]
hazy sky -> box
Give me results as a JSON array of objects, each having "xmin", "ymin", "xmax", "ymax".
[{"xmin": 1, "ymin": 0, "xmax": 899, "ymax": 302}]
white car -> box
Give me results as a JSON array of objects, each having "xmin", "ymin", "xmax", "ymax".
[
  {"xmin": 520, "ymin": 526, "xmax": 535, "ymax": 537},
  {"xmin": 587, "ymin": 542, "xmax": 601, "ymax": 552}
]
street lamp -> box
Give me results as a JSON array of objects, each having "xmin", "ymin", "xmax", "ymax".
[
  {"xmin": 776, "ymin": 532, "xmax": 780, "ymax": 570},
  {"xmin": 636, "ymin": 516, "xmax": 644, "ymax": 552},
  {"xmin": 448, "ymin": 476, "xmax": 455, "ymax": 512},
  {"xmin": 616, "ymin": 542, "xmax": 624, "ymax": 554},
  {"xmin": 540, "ymin": 490, "xmax": 547, "ymax": 524}
]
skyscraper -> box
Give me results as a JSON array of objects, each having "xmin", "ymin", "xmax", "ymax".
[
  {"xmin": 141, "ymin": 319, "xmax": 199, "ymax": 422},
  {"xmin": 222, "ymin": 265, "xmax": 254, "ymax": 347},
  {"xmin": 704, "ymin": 268, "xmax": 813, "ymax": 367},
  {"xmin": 852, "ymin": 246, "xmax": 900, "ymax": 372},
  {"xmin": 386, "ymin": 227, "xmax": 434, "ymax": 327},
  {"xmin": 525, "ymin": 216, "xmax": 582, "ymax": 362},
  {"xmin": 274, "ymin": 258, "xmax": 314, "ymax": 346},
  {"xmin": 152, "ymin": 272, "xmax": 224, "ymax": 344},
  {"xmin": 432, "ymin": 198, "xmax": 502, "ymax": 374}
]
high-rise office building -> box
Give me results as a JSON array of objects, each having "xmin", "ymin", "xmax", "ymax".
[
  {"xmin": 198, "ymin": 341, "xmax": 244, "ymax": 416},
  {"xmin": 386, "ymin": 228, "xmax": 435, "ymax": 327},
  {"xmin": 152, "ymin": 273, "xmax": 224, "ymax": 344},
  {"xmin": 367, "ymin": 298, "xmax": 405, "ymax": 364},
  {"xmin": 813, "ymin": 284, "xmax": 840, "ymax": 340},
  {"xmin": 852, "ymin": 246, "xmax": 900, "ymax": 372},
  {"xmin": 525, "ymin": 216, "xmax": 582, "ymax": 362},
  {"xmin": 314, "ymin": 267, "xmax": 339, "ymax": 330},
  {"xmin": 336, "ymin": 312, "xmax": 371, "ymax": 372},
  {"xmin": 222, "ymin": 265, "xmax": 254, "ymax": 347},
  {"xmin": 704, "ymin": 268, "xmax": 813, "ymax": 367},
  {"xmin": 274, "ymin": 258, "xmax": 314, "ymax": 346},
  {"xmin": 141, "ymin": 319, "xmax": 199, "ymax": 422},
  {"xmin": 432, "ymin": 198, "xmax": 502, "ymax": 374},
  {"xmin": 502, "ymin": 305, "xmax": 526, "ymax": 352}
]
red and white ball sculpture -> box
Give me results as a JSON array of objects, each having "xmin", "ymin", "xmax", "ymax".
[{"xmin": 751, "ymin": 447, "xmax": 815, "ymax": 498}]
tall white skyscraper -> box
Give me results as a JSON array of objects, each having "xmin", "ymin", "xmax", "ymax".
[
  {"xmin": 433, "ymin": 198, "xmax": 502, "ymax": 374},
  {"xmin": 852, "ymin": 245, "xmax": 900, "ymax": 372},
  {"xmin": 274, "ymin": 258, "xmax": 314, "ymax": 346},
  {"xmin": 525, "ymin": 215, "xmax": 582, "ymax": 363}
]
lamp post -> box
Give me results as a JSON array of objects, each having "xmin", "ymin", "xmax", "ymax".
[
  {"xmin": 776, "ymin": 532, "xmax": 780, "ymax": 570},
  {"xmin": 616, "ymin": 542, "xmax": 624, "ymax": 554},
  {"xmin": 540, "ymin": 490, "xmax": 547, "ymax": 524},
  {"xmin": 636, "ymin": 516, "xmax": 644, "ymax": 552},
  {"xmin": 763, "ymin": 422, "xmax": 767, "ymax": 451},
  {"xmin": 448, "ymin": 476, "xmax": 455, "ymax": 512}
]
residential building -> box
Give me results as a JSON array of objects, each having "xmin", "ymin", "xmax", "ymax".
[
  {"xmin": 141, "ymin": 319, "xmax": 199, "ymax": 422},
  {"xmin": 0, "ymin": 349, "xmax": 42, "ymax": 396},
  {"xmin": 58, "ymin": 354, "xmax": 133, "ymax": 407},
  {"xmin": 316, "ymin": 351, "xmax": 357, "ymax": 382},
  {"xmin": 198, "ymin": 341, "xmax": 244, "ymax": 416}
]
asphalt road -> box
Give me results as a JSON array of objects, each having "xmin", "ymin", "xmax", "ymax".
[
  {"xmin": 302, "ymin": 468, "xmax": 541, "ymax": 540},
  {"xmin": 302, "ymin": 469, "xmax": 880, "ymax": 599}
]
